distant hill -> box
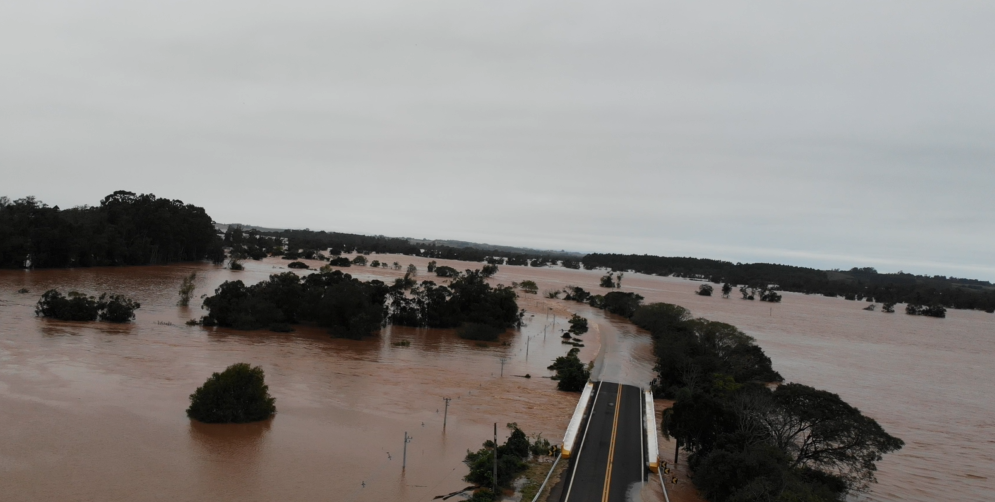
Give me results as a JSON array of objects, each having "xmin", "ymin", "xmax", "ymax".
[
  {"xmin": 217, "ymin": 224, "xmax": 583, "ymax": 259},
  {"xmin": 407, "ymin": 238, "xmax": 583, "ymax": 258}
]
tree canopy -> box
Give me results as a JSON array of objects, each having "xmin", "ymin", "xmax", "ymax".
[
  {"xmin": 0, "ymin": 192, "xmax": 222, "ymax": 268},
  {"xmin": 35, "ymin": 290, "xmax": 141, "ymax": 322},
  {"xmin": 201, "ymin": 270, "xmax": 388, "ymax": 339},
  {"xmin": 186, "ymin": 363, "xmax": 276, "ymax": 423},
  {"xmin": 641, "ymin": 303, "xmax": 903, "ymax": 501}
]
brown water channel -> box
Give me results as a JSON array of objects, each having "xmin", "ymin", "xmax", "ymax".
[{"xmin": 0, "ymin": 254, "xmax": 992, "ymax": 501}]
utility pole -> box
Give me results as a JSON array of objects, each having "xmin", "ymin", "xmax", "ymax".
[
  {"xmin": 543, "ymin": 325, "xmax": 547, "ymax": 341},
  {"xmin": 443, "ymin": 397, "xmax": 452, "ymax": 430},
  {"xmin": 403, "ymin": 431, "xmax": 413, "ymax": 470},
  {"xmin": 526, "ymin": 335, "xmax": 530, "ymax": 361},
  {"xmin": 499, "ymin": 357, "xmax": 506, "ymax": 377},
  {"xmin": 493, "ymin": 423, "xmax": 498, "ymax": 493}
]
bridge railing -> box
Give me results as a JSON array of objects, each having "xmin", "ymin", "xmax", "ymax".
[{"xmin": 560, "ymin": 381, "xmax": 594, "ymax": 458}]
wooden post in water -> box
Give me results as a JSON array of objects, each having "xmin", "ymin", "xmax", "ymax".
[
  {"xmin": 443, "ymin": 397, "xmax": 451, "ymax": 430},
  {"xmin": 403, "ymin": 431, "xmax": 413, "ymax": 470},
  {"xmin": 493, "ymin": 423, "xmax": 498, "ymax": 493}
]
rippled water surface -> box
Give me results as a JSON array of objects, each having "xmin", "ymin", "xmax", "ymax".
[{"xmin": 0, "ymin": 255, "xmax": 991, "ymax": 501}]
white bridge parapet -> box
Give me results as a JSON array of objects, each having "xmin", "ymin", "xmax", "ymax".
[
  {"xmin": 560, "ymin": 381, "xmax": 594, "ymax": 459},
  {"xmin": 645, "ymin": 389, "xmax": 660, "ymax": 473}
]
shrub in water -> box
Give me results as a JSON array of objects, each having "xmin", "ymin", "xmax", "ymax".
[
  {"xmin": 99, "ymin": 294, "xmax": 141, "ymax": 323},
  {"xmin": 35, "ymin": 290, "xmax": 100, "ymax": 321},
  {"xmin": 35, "ymin": 290, "xmax": 140, "ymax": 322},
  {"xmin": 186, "ymin": 363, "xmax": 276, "ymax": 423}
]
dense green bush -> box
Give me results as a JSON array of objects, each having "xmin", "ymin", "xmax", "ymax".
[
  {"xmin": 35, "ymin": 290, "xmax": 140, "ymax": 322},
  {"xmin": 99, "ymin": 294, "xmax": 141, "ymax": 322},
  {"xmin": 328, "ymin": 257, "xmax": 351, "ymax": 267},
  {"xmin": 201, "ymin": 271, "xmax": 387, "ymax": 338},
  {"xmin": 35, "ymin": 290, "xmax": 100, "ymax": 321},
  {"xmin": 905, "ymin": 303, "xmax": 946, "ymax": 318},
  {"xmin": 435, "ymin": 265, "xmax": 459, "ymax": 278},
  {"xmin": 632, "ymin": 304, "xmax": 781, "ymax": 397},
  {"xmin": 463, "ymin": 425, "xmax": 532, "ymax": 490},
  {"xmin": 547, "ymin": 348, "xmax": 589, "ymax": 392},
  {"xmin": 481, "ymin": 264, "xmax": 498, "ymax": 277},
  {"xmin": 186, "ymin": 363, "xmax": 276, "ymax": 423},
  {"xmin": 389, "ymin": 270, "xmax": 522, "ymax": 330},
  {"xmin": 603, "ymin": 291, "xmax": 643, "ymax": 317},
  {"xmin": 567, "ymin": 314, "xmax": 588, "ymax": 335}
]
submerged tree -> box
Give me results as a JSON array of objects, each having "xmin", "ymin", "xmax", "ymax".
[
  {"xmin": 548, "ymin": 348, "xmax": 589, "ymax": 391},
  {"xmin": 481, "ymin": 263, "xmax": 499, "ymax": 277},
  {"xmin": 36, "ymin": 290, "xmax": 140, "ymax": 323},
  {"xmin": 186, "ymin": 363, "xmax": 276, "ymax": 423},
  {"xmin": 178, "ymin": 272, "xmax": 197, "ymax": 306},
  {"xmin": 697, "ymin": 284, "xmax": 714, "ymax": 296},
  {"xmin": 567, "ymin": 314, "xmax": 589, "ymax": 335},
  {"xmin": 98, "ymin": 294, "xmax": 141, "ymax": 322}
]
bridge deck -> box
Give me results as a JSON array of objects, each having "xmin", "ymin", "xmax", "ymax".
[{"xmin": 558, "ymin": 382, "xmax": 646, "ymax": 502}]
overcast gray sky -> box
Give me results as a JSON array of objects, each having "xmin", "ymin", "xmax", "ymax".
[{"xmin": 2, "ymin": 1, "xmax": 993, "ymax": 279}]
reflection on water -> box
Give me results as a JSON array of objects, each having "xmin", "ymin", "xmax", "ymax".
[
  {"xmin": 189, "ymin": 419, "xmax": 272, "ymax": 457},
  {"xmin": 0, "ymin": 254, "xmax": 991, "ymax": 501},
  {"xmin": 189, "ymin": 420, "xmax": 272, "ymax": 499}
]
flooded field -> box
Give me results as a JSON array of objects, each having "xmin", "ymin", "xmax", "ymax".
[{"xmin": 1, "ymin": 254, "xmax": 992, "ymax": 501}]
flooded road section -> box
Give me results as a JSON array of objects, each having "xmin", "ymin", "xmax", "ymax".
[{"xmin": 1, "ymin": 254, "xmax": 992, "ymax": 501}]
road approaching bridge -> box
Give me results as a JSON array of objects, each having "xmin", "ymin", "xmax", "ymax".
[{"xmin": 557, "ymin": 382, "xmax": 657, "ymax": 502}]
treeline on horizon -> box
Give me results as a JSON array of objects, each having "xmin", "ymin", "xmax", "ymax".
[
  {"xmin": 582, "ymin": 253, "xmax": 995, "ymax": 313},
  {"xmin": 0, "ymin": 191, "xmax": 222, "ymax": 268},
  {"xmin": 4, "ymin": 191, "xmax": 991, "ymax": 314},
  {"xmin": 252, "ymin": 228, "xmax": 579, "ymax": 267}
]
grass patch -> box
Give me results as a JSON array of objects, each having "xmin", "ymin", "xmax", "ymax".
[{"xmin": 518, "ymin": 458, "xmax": 566, "ymax": 502}]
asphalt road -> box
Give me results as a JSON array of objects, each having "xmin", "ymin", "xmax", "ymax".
[{"xmin": 558, "ymin": 382, "xmax": 646, "ymax": 502}]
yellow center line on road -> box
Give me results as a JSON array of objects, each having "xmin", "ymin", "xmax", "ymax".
[{"xmin": 602, "ymin": 387, "xmax": 623, "ymax": 502}]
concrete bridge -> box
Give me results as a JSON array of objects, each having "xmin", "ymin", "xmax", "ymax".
[{"xmin": 549, "ymin": 381, "xmax": 661, "ymax": 502}]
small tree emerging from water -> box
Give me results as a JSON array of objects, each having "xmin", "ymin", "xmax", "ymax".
[
  {"xmin": 99, "ymin": 294, "xmax": 141, "ymax": 322},
  {"xmin": 548, "ymin": 348, "xmax": 590, "ymax": 391},
  {"xmin": 567, "ymin": 314, "xmax": 588, "ymax": 335},
  {"xmin": 178, "ymin": 272, "xmax": 197, "ymax": 306},
  {"xmin": 187, "ymin": 363, "xmax": 276, "ymax": 423},
  {"xmin": 481, "ymin": 264, "xmax": 499, "ymax": 277}
]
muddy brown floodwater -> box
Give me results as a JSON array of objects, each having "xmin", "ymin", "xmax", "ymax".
[{"xmin": 1, "ymin": 254, "xmax": 992, "ymax": 502}]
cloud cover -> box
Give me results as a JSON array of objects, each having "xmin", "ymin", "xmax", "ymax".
[{"xmin": 2, "ymin": 1, "xmax": 993, "ymax": 278}]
